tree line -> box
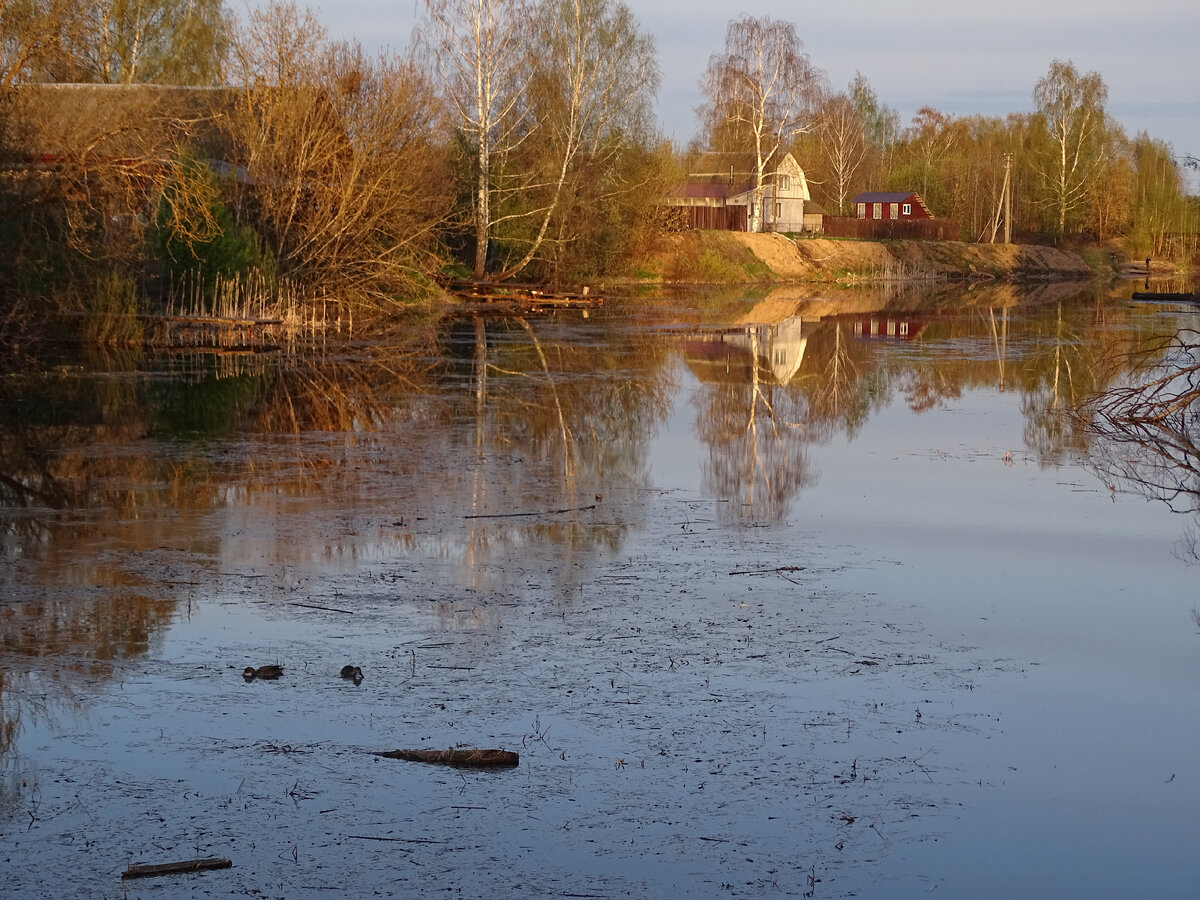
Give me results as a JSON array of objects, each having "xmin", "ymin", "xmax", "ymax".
[
  {"xmin": 0, "ymin": 3, "xmax": 1196, "ymax": 339},
  {"xmin": 794, "ymin": 51, "xmax": 1197, "ymax": 255}
]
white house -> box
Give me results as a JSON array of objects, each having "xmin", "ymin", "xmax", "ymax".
[{"xmin": 663, "ymin": 151, "xmax": 811, "ymax": 233}]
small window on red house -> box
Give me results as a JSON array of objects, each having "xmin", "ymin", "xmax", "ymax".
[
  {"xmin": 857, "ymin": 202, "xmax": 866, "ymax": 218},
  {"xmin": 902, "ymin": 203, "xmax": 911, "ymax": 216},
  {"xmin": 872, "ymin": 203, "xmax": 881, "ymax": 219},
  {"xmin": 889, "ymin": 203, "xmax": 898, "ymax": 219}
]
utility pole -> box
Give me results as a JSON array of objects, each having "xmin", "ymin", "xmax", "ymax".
[
  {"xmin": 1003, "ymin": 153, "xmax": 1012, "ymax": 244},
  {"xmin": 988, "ymin": 154, "xmax": 1013, "ymax": 243}
]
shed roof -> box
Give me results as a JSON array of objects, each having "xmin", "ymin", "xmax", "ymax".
[{"xmin": 852, "ymin": 192, "xmax": 917, "ymax": 204}]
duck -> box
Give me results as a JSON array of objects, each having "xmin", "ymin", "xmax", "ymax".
[
  {"xmin": 340, "ymin": 665, "xmax": 364, "ymax": 685},
  {"xmin": 243, "ymin": 664, "xmax": 284, "ymax": 681}
]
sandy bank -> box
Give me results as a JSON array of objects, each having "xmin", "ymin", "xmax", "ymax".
[{"xmin": 641, "ymin": 231, "xmax": 1095, "ymax": 283}]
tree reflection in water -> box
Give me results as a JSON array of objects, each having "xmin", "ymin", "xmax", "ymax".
[
  {"xmin": 448, "ymin": 313, "xmax": 674, "ymax": 593},
  {"xmin": 687, "ymin": 315, "xmax": 818, "ymax": 524},
  {"xmin": 1079, "ymin": 327, "xmax": 1200, "ymax": 558}
]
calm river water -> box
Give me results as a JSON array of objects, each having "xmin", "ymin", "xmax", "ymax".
[{"xmin": 2, "ymin": 281, "xmax": 1198, "ymax": 898}]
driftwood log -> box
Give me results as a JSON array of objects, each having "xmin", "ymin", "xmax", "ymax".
[
  {"xmin": 122, "ymin": 857, "xmax": 232, "ymax": 879},
  {"xmin": 1132, "ymin": 291, "xmax": 1198, "ymax": 302},
  {"xmin": 374, "ymin": 748, "xmax": 519, "ymax": 768}
]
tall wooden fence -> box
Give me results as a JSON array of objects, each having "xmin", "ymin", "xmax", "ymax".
[
  {"xmin": 822, "ymin": 216, "xmax": 960, "ymax": 241},
  {"xmin": 663, "ymin": 204, "xmax": 748, "ymax": 232}
]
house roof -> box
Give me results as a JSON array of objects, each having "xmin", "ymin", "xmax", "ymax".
[
  {"xmin": 852, "ymin": 190, "xmax": 931, "ymax": 208},
  {"xmin": 5, "ymin": 83, "xmax": 236, "ymax": 162},
  {"xmin": 666, "ymin": 150, "xmax": 810, "ymax": 203},
  {"xmin": 666, "ymin": 178, "xmax": 755, "ymax": 201},
  {"xmin": 852, "ymin": 192, "xmax": 914, "ymax": 203}
]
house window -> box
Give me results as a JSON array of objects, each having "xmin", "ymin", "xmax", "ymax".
[
  {"xmin": 872, "ymin": 203, "xmax": 881, "ymax": 219},
  {"xmin": 902, "ymin": 203, "xmax": 911, "ymax": 216},
  {"xmin": 778, "ymin": 175, "xmax": 790, "ymax": 191},
  {"xmin": 857, "ymin": 203, "xmax": 866, "ymax": 218},
  {"xmin": 775, "ymin": 202, "xmax": 782, "ymax": 220},
  {"xmin": 889, "ymin": 203, "xmax": 898, "ymax": 219},
  {"xmin": 899, "ymin": 321, "xmax": 909, "ymax": 336}
]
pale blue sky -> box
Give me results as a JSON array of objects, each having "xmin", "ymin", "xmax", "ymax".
[{"xmin": 273, "ymin": 0, "xmax": 1199, "ymax": 163}]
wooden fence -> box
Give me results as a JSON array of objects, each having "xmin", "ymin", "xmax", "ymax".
[
  {"xmin": 664, "ymin": 204, "xmax": 748, "ymax": 232},
  {"xmin": 822, "ymin": 216, "xmax": 960, "ymax": 241}
]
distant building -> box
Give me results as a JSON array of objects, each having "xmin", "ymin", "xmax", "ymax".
[
  {"xmin": 663, "ymin": 152, "xmax": 811, "ymax": 233},
  {"xmin": 851, "ymin": 191, "xmax": 933, "ymax": 221}
]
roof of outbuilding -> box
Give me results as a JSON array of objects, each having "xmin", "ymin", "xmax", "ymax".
[{"xmin": 851, "ymin": 192, "xmax": 918, "ymax": 204}]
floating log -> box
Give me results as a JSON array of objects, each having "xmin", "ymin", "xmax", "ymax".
[
  {"xmin": 1131, "ymin": 291, "xmax": 1198, "ymax": 302},
  {"xmin": 121, "ymin": 857, "xmax": 232, "ymax": 879},
  {"xmin": 373, "ymin": 748, "xmax": 520, "ymax": 768}
]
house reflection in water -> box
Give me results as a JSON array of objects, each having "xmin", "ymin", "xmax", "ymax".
[
  {"xmin": 848, "ymin": 315, "xmax": 927, "ymax": 341},
  {"xmin": 680, "ymin": 314, "xmax": 807, "ymax": 385}
]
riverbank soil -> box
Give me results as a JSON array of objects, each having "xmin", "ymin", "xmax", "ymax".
[{"xmin": 640, "ymin": 231, "xmax": 1097, "ymax": 283}]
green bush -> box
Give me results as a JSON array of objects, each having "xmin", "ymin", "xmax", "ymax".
[{"xmin": 149, "ymin": 155, "xmax": 275, "ymax": 308}]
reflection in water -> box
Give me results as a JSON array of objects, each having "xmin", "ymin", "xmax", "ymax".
[
  {"xmin": 682, "ymin": 302, "xmax": 816, "ymax": 523},
  {"xmin": 446, "ymin": 313, "xmax": 674, "ymax": 592},
  {"xmin": 1079, "ymin": 327, "xmax": 1200, "ymax": 557},
  {"xmin": 1, "ymin": 284, "xmax": 1191, "ymax": 814},
  {"xmin": 677, "ymin": 284, "xmax": 1141, "ymax": 522}
]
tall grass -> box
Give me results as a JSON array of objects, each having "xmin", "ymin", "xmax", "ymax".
[{"xmin": 152, "ymin": 271, "xmax": 353, "ymax": 350}]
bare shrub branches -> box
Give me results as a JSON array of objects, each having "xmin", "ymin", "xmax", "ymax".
[{"xmin": 1080, "ymin": 328, "xmax": 1200, "ymax": 513}]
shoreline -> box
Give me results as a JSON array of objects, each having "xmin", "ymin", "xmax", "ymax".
[{"xmin": 629, "ymin": 231, "xmax": 1112, "ymax": 286}]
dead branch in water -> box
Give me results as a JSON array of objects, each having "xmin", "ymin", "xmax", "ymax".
[
  {"xmin": 373, "ymin": 748, "xmax": 519, "ymax": 768},
  {"xmin": 122, "ymin": 857, "xmax": 232, "ymax": 879},
  {"xmin": 464, "ymin": 504, "xmax": 596, "ymax": 520},
  {"xmin": 728, "ymin": 565, "xmax": 805, "ymax": 576}
]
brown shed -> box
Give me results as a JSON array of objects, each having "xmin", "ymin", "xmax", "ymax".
[{"xmin": 851, "ymin": 191, "xmax": 932, "ymax": 221}]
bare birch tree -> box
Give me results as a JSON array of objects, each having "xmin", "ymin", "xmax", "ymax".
[
  {"xmin": 1, "ymin": 0, "xmax": 73, "ymax": 87},
  {"xmin": 416, "ymin": 0, "xmax": 535, "ymax": 280},
  {"xmin": 491, "ymin": 0, "xmax": 658, "ymax": 280},
  {"xmin": 698, "ymin": 15, "xmax": 824, "ymax": 232},
  {"xmin": 1033, "ymin": 59, "xmax": 1108, "ymax": 234},
  {"xmin": 815, "ymin": 93, "xmax": 866, "ymax": 214},
  {"xmin": 56, "ymin": 0, "xmax": 230, "ymax": 85}
]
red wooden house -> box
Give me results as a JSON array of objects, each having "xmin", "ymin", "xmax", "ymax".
[{"xmin": 852, "ymin": 191, "xmax": 932, "ymax": 221}]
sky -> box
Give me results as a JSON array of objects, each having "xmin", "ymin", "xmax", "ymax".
[{"xmin": 286, "ymin": 0, "xmax": 1199, "ymax": 168}]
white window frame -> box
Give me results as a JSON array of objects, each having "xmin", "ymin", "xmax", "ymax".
[{"xmin": 902, "ymin": 203, "xmax": 911, "ymax": 216}]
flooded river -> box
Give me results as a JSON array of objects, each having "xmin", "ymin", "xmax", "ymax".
[{"xmin": 2, "ymin": 282, "xmax": 1199, "ymax": 897}]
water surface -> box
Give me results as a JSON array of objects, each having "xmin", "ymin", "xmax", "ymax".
[{"xmin": 2, "ymin": 282, "xmax": 1198, "ymax": 897}]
